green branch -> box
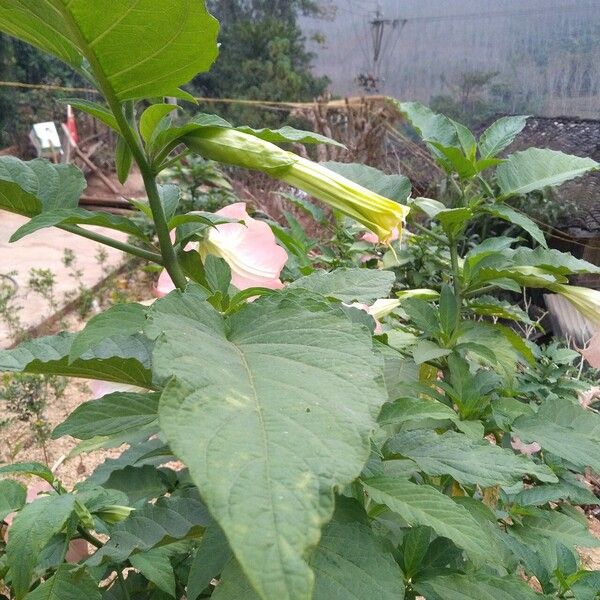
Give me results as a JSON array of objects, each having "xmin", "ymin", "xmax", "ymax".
[
  {"xmin": 56, "ymin": 5, "xmax": 188, "ymax": 290},
  {"xmin": 58, "ymin": 225, "xmax": 163, "ymax": 265}
]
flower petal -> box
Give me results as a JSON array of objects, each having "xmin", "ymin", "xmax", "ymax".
[{"xmin": 202, "ymin": 202, "xmax": 287, "ymax": 290}]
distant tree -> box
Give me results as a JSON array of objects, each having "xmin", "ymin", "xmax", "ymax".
[
  {"xmin": 430, "ymin": 70, "xmax": 536, "ymax": 128},
  {"xmin": 191, "ymin": 0, "xmax": 330, "ymax": 127}
]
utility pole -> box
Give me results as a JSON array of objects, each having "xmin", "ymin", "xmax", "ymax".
[{"xmin": 370, "ymin": 5, "xmax": 401, "ymax": 65}]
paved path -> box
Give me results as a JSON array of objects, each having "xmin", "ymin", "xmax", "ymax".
[{"xmin": 0, "ymin": 211, "xmax": 128, "ymax": 346}]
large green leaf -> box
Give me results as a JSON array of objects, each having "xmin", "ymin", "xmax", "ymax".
[
  {"xmin": 87, "ymin": 496, "xmax": 211, "ymax": 566},
  {"xmin": 0, "ymin": 157, "xmax": 86, "ymax": 217},
  {"xmin": 213, "ymin": 500, "xmax": 405, "ymax": 600},
  {"xmin": 0, "ymin": 480, "xmax": 26, "ymax": 521},
  {"xmin": 513, "ymin": 397, "xmax": 600, "ymax": 473},
  {"xmin": 26, "ymin": 565, "xmax": 101, "ymax": 600},
  {"xmin": 321, "ymin": 162, "xmax": 411, "ymax": 203},
  {"xmin": 187, "ymin": 526, "xmax": 232, "ymax": 600},
  {"xmin": 414, "ymin": 573, "xmax": 544, "ymax": 600},
  {"xmin": 0, "ymin": 1, "xmax": 219, "ymax": 102},
  {"xmin": 0, "ymin": 331, "xmax": 153, "ymax": 387},
  {"xmin": 511, "ymin": 509, "xmax": 600, "ymax": 551},
  {"xmin": 497, "ymin": 148, "xmax": 599, "ymax": 197},
  {"xmin": 508, "ymin": 480, "xmax": 600, "ymax": 507},
  {"xmin": 68, "ymin": 303, "xmax": 148, "ymax": 363},
  {"xmin": 478, "ymin": 115, "xmax": 529, "ymax": 159},
  {"xmin": 363, "ymin": 477, "xmax": 497, "ymax": 563},
  {"xmin": 145, "ymin": 287, "xmax": 387, "ymax": 600},
  {"xmin": 288, "ymin": 268, "xmax": 395, "ymax": 303},
  {"xmin": 377, "ymin": 397, "xmax": 459, "ymax": 427},
  {"xmin": 6, "ymin": 494, "xmax": 76, "ymax": 600},
  {"xmin": 0, "ymin": 462, "xmax": 55, "ymax": 484},
  {"xmin": 9, "ymin": 208, "xmax": 148, "ymax": 242},
  {"xmin": 53, "ymin": 392, "xmax": 159, "ymax": 440},
  {"xmin": 397, "ymin": 101, "xmax": 459, "ymax": 148},
  {"xmin": 485, "ymin": 204, "xmax": 547, "ymax": 248},
  {"xmin": 129, "ymin": 544, "xmax": 183, "ymax": 597},
  {"xmin": 385, "ymin": 430, "xmax": 557, "ymax": 487}
]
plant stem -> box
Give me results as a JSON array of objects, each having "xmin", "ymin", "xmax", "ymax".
[
  {"xmin": 116, "ymin": 570, "xmax": 131, "ymax": 600},
  {"xmin": 58, "ymin": 225, "xmax": 163, "ymax": 265},
  {"xmin": 464, "ymin": 284, "xmax": 501, "ymax": 299},
  {"xmin": 449, "ymin": 239, "xmax": 462, "ymax": 301},
  {"xmin": 411, "ymin": 222, "xmax": 448, "ymax": 245},
  {"xmin": 76, "ymin": 526, "xmax": 103, "ymax": 549},
  {"xmin": 56, "ymin": 6, "xmax": 187, "ymax": 290},
  {"xmin": 448, "ymin": 236, "xmax": 463, "ymax": 333}
]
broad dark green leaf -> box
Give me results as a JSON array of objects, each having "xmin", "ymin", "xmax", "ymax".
[
  {"xmin": 53, "ymin": 392, "xmax": 159, "ymax": 440},
  {"xmin": 414, "ymin": 572, "xmax": 544, "ymax": 600},
  {"xmin": 0, "ymin": 462, "xmax": 54, "ymax": 484},
  {"xmin": 485, "ymin": 204, "xmax": 547, "ymax": 248},
  {"xmin": 0, "ymin": 1, "xmax": 219, "ymax": 102},
  {"xmin": 0, "ymin": 331, "xmax": 153, "ymax": 387},
  {"xmin": 508, "ymin": 481, "xmax": 600, "ymax": 507},
  {"xmin": 511, "ymin": 246, "xmax": 600, "ymax": 276},
  {"xmin": 478, "ymin": 115, "xmax": 529, "ymax": 159},
  {"xmin": 26, "ymin": 565, "xmax": 101, "ymax": 600},
  {"xmin": 497, "ymin": 148, "xmax": 599, "ymax": 197},
  {"xmin": 288, "ymin": 268, "xmax": 395, "ymax": 304},
  {"xmin": 6, "ymin": 494, "xmax": 76, "ymax": 600},
  {"xmin": 0, "ymin": 480, "xmax": 26, "ymax": 520},
  {"xmin": 363, "ymin": 477, "xmax": 497, "ymax": 563},
  {"xmin": 438, "ymin": 284, "xmax": 458, "ymax": 336},
  {"xmin": 428, "ymin": 142, "xmax": 478, "ymax": 178},
  {"xmin": 101, "ymin": 464, "xmax": 169, "ymax": 504},
  {"xmin": 129, "ymin": 545, "xmax": 181, "ymax": 597},
  {"xmin": 402, "ymin": 298, "xmax": 440, "ymax": 335},
  {"xmin": 9, "ymin": 207, "xmax": 148, "ymax": 242},
  {"xmin": 412, "ymin": 340, "xmax": 451, "ymax": 365},
  {"xmin": 187, "ymin": 526, "xmax": 231, "ymax": 600},
  {"xmin": 0, "ymin": 157, "xmax": 86, "ymax": 217},
  {"xmin": 378, "ymin": 397, "xmax": 458, "ymax": 427},
  {"xmin": 87, "ymin": 496, "xmax": 211, "ymax": 566},
  {"xmin": 401, "ymin": 526, "xmax": 432, "ymax": 577},
  {"xmin": 385, "ymin": 430, "xmax": 557, "ymax": 487},
  {"xmin": 321, "ymin": 162, "xmax": 411, "ymax": 202},
  {"xmin": 82, "ymin": 438, "xmax": 168, "ymax": 488},
  {"xmin": 513, "ymin": 397, "xmax": 600, "ymax": 473},
  {"xmin": 213, "ymin": 500, "xmax": 405, "ymax": 600},
  {"xmin": 511, "ymin": 509, "xmax": 600, "ymax": 551},
  {"xmin": 69, "ymin": 304, "xmax": 148, "ymax": 363},
  {"xmin": 146, "ymin": 287, "xmax": 386, "ymax": 600}
]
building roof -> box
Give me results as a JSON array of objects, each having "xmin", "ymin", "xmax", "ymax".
[{"xmin": 502, "ymin": 116, "xmax": 600, "ymax": 235}]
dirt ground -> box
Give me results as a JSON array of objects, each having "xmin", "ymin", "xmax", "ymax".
[{"xmin": 0, "ymin": 263, "xmax": 155, "ymax": 489}]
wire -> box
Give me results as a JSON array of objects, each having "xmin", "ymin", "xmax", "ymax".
[{"xmin": 392, "ymin": 4, "xmax": 600, "ymax": 24}]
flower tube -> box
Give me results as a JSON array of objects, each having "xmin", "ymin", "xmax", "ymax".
[
  {"xmin": 551, "ymin": 284, "xmax": 600, "ymax": 326},
  {"xmin": 184, "ymin": 128, "xmax": 409, "ymax": 242}
]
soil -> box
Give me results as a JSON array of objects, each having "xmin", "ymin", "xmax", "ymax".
[{"xmin": 0, "ymin": 262, "xmax": 156, "ymax": 490}]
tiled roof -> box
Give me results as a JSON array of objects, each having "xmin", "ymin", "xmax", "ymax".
[{"xmin": 500, "ymin": 116, "xmax": 600, "ymax": 233}]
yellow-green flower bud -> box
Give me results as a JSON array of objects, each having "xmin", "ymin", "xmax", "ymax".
[{"xmin": 185, "ymin": 128, "xmax": 409, "ymax": 242}]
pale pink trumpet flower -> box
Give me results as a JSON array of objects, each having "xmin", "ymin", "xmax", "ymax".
[{"xmin": 155, "ymin": 202, "xmax": 287, "ymax": 297}]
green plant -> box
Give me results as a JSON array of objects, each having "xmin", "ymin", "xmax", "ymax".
[{"xmin": 0, "ymin": 5, "xmax": 600, "ymax": 600}]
